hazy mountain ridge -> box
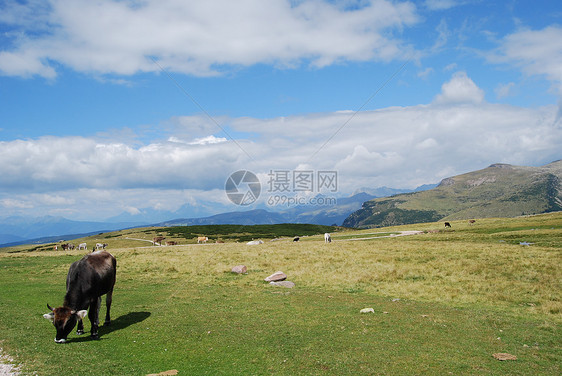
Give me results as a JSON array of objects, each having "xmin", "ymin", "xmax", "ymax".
[
  {"xmin": 343, "ymin": 160, "xmax": 562, "ymax": 228},
  {"xmin": 0, "ymin": 216, "xmax": 145, "ymax": 246}
]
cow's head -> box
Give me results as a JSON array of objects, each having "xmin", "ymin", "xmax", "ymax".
[{"xmin": 43, "ymin": 304, "xmax": 87, "ymax": 343}]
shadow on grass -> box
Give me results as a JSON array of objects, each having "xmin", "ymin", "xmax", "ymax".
[{"xmin": 68, "ymin": 311, "xmax": 151, "ymax": 343}]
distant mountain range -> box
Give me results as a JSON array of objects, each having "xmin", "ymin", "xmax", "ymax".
[
  {"xmin": 15, "ymin": 164, "xmax": 552, "ymax": 248},
  {"xmin": 0, "ymin": 216, "xmax": 143, "ymax": 246},
  {"xmin": 155, "ymin": 192, "xmax": 385, "ymax": 227},
  {"xmin": 1, "ymin": 188, "xmax": 426, "ymax": 246},
  {"xmin": 343, "ymin": 160, "xmax": 562, "ymax": 228}
]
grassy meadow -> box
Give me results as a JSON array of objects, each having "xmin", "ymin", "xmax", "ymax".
[{"xmin": 0, "ymin": 213, "xmax": 560, "ymax": 375}]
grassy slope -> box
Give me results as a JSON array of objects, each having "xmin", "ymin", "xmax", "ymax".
[
  {"xmin": 345, "ymin": 162, "xmax": 562, "ymax": 228},
  {"xmin": 0, "ymin": 213, "xmax": 560, "ymax": 375}
]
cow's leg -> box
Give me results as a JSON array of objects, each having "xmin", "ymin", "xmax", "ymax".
[
  {"xmin": 76, "ymin": 318, "xmax": 85, "ymax": 335},
  {"xmin": 88, "ymin": 298, "xmax": 101, "ymax": 339},
  {"xmin": 104, "ymin": 290, "xmax": 113, "ymax": 326}
]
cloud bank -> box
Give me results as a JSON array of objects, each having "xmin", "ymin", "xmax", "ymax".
[
  {"xmin": 1, "ymin": 73, "xmax": 560, "ymax": 219},
  {"xmin": 0, "ymin": 0, "xmax": 418, "ymax": 78}
]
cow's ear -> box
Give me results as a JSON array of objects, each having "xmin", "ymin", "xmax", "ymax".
[
  {"xmin": 43, "ymin": 312, "xmax": 55, "ymax": 322},
  {"xmin": 76, "ymin": 310, "xmax": 88, "ymax": 319}
]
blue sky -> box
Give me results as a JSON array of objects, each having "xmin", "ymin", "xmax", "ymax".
[{"xmin": 0, "ymin": 0, "xmax": 561, "ymax": 221}]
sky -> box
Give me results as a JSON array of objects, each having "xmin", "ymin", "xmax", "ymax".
[{"xmin": 0, "ymin": 0, "xmax": 561, "ymax": 221}]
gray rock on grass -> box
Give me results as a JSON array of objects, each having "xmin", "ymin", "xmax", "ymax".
[
  {"xmin": 264, "ymin": 271, "xmax": 287, "ymax": 282},
  {"xmin": 231, "ymin": 265, "xmax": 247, "ymax": 274}
]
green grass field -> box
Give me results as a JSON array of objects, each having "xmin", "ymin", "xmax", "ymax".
[{"xmin": 0, "ymin": 213, "xmax": 560, "ymax": 375}]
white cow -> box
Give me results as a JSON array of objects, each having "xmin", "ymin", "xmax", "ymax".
[
  {"xmin": 324, "ymin": 233, "xmax": 332, "ymax": 243},
  {"xmin": 78, "ymin": 243, "xmax": 87, "ymax": 250},
  {"xmin": 197, "ymin": 236, "xmax": 208, "ymax": 244}
]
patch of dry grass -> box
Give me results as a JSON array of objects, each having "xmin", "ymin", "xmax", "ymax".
[{"xmin": 107, "ymin": 215, "xmax": 561, "ymax": 318}]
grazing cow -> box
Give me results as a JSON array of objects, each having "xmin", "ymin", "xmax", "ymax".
[
  {"xmin": 43, "ymin": 251, "xmax": 116, "ymax": 343},
  {"xmin": 469, "ymin": 219, "xmax": 476, "ymax": 225},
  {"xmin": 324, "ymin": 233, "xmax": 332, "ymax": 243},
  {"xmin": 153, "ymin": 236, "xmax": 165, "ymax": 246},
  {"xmin": 96, "ymin": 243, "xmax": 108, "ymax": 250},
  {"xmin": 293, "ymin": 237, "xmax": 300, "ymax": 242},
  {"xmin": 197, "ymin": 236, "xmax": 208, "ymax": 244},
  {"xmin": 444, "ymin": 222, "xmax": 452, "ymax": 228},
  {"xmin": 61, "ymin": 243, "xmax": 70, "ymax": 251},
  {"xmin": 78, "ymin": 243, "xmax": 87, "ymax": 250},
  {"xmin": 165, "ymin": 241, "xmax": 177, "ymax": 246}
]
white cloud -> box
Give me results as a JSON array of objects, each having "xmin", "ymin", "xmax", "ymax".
[
  {"xmin": 0, "ymin": 198, "xmax": 33, "ymax": 209},
  {"xmin": 417, "ymin": 67, "xmax": 434, "ymax": 79},
  {"xmin": 1, "ymin": 72, "xmax": 561, "ymax": 219},
  {"xmin": 490, "ymin": 25, "xmax": 562, "ymax": 91},
  {"xmin": 0, "ymin": 0, "xmax": 419, "ymax": 78},
  {"xmin": 495, "ymin": 82, "xmax": 516, "ymax": 99},
  {"xmin": 0, "ymin": 136, "xmax": 246, "ymax": 191},
  {"xmin": 4, "ymin": 103, "xmax": 559, "ymax": 195},
  {"xmin": 189, "ymin": 136, "xmax": 228, "ymax": 145},
  {"xmin": 433, "ymin": 71, "xmax": 485, "ymax": 104}
]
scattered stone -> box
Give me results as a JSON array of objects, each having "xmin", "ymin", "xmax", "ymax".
[
  {"xmin": 269, "ymin": 281, "xmax": 295, "ymax": 288},
  {"xmin": 519, "ymin": 241, "xmax": 534, "ymax": 246},
  {"xmin": 247, "ymin": 240, "xmax": 264, "ymax": 245},
  {"xmin": 360, "ymin": 308, "xmax": 375, "ymax": 314},
  {"xmin": 231, "ymin": 265, "xmax": 247, "ymax": 274},
  {"xmin": 265, "ymin": 271, "xmax": 287, "ymax": 282},
  {"xmin": 392, "ymin": 298, "xmax": 400, "ymax": 302},
  {"xmin": 492, "ymin": 353, "xmax": 517, "ymax": 361}
]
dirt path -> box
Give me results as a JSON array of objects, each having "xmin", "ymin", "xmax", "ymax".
[
  {"xmin": 0, "ymin": 348, "xmax": 19, "ymax": 376},
  {"xmin": 124, "ymin": 237, "xmax": 157, "ymax": 245},
  {"xmin": 340, "ymin": 230, "xmax": 424, "ymax": 241}
]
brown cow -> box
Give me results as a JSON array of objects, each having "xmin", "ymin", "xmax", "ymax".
[
  {"xmin": 153, "ymin": 236, "xmax": 165, "ymax": 246},
  {"xmin": 444, "ymin": 222, "xmax": 451, "ymax": 228}
]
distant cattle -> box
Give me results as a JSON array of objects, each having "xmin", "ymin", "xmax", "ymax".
[
  {"xmin": 43, "ymin": 251, "xmax": 116, "ymax": 343},
  {"xmin": 293, "ymin": 237, "xmax": 300, "ymax": 242},
  {"xmin": 78, "ymin": 243, "xmax": 87, "ymax": 250},
  {"xmin": 165, "ymin": 241, "xmax": 177, "ymax": 246},
  {"xmin": 197, "ymin": 236, "xmax": 208, "ymax": 244},
  {"xmin": 469, "ymin": 219, "xmax": 476, "ymax": 225},
  {"xmin": 444, "ymin": 222, "xmax": 452, "ymax": 228},
  {"xmin": 153, "ymin": 236, "xmax": 165, "ymax": 246},
  {"xmin": 61, "ymin": 243, "xmax": 70, "ymax": 250},
  {"xmin": 96, "ymin": 243, "xmax": 108, "ymax": 250},
  {"xmin": 324, "ymin": 233, "xmax": 332, "ymax": 243}
]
